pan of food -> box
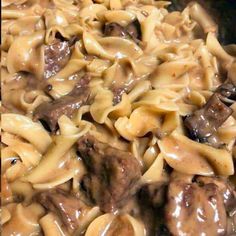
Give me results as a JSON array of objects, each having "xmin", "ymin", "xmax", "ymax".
[{"xmin": 1, "ymin": 0, "xmax": 236, "ymax": 235}]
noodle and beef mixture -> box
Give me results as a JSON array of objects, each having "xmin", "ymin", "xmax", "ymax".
[{"xmin": 1, "ymin": 0, "xmax": 236, "ymax": 235}]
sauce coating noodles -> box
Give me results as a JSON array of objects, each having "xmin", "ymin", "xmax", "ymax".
[{"xmin": 1, "ymin": 0, "xmax": 236, "ymax": 236}]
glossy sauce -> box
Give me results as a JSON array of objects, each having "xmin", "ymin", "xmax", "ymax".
[
  {"xmin": 160, "ymin": 135, "xmax": 214, "ymax": 175},
  {"xmin": 166, "ymin": 180, "xmax": 227, "ymax": 236}
]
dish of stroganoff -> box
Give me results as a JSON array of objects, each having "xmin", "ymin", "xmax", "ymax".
[{"xmin": 1, "ymin": 0, "xmax": 236, "ymax": 235}]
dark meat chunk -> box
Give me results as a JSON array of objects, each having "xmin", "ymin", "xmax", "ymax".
[
  {"xmin": 165, "ymin": 178, "xmax": 227, "ymax": 236},
  {"xmin": 156, "ymin": 225, "xmax": 171, "ymax": 236},
  {"xmin": 67, "ymin": 35, "xmax": 79, "ymax": 47},
  {"xmin": 36, "ymin": 189, "xmax": 87, "ymax": 233},
  {"xmin": 184, "ymin": 93, "xmax": 233, "ymax": 147},
  {"xmin": 227, "ymin": 214, "xmax": 236, "ymax": 235},
  {"xmin": 104, "ymin": 20, "xmax": 141, "ymax": 44},
  {"xmin": 197, "ymin": 177, "xmax": 236, "ymax": 235},
  {"xmin": 34, "ymin": 76, "xmax": 90, "ymax": 132},
  {"xmin": 217, "ymin": 81, "xmax": 236, "ymax": 100},
  {"xmin": 77, "ymin": 134, "xmax": 141, "ymax": 212},
  {"xmin": 44, "ymin": 40, "xmax": 71, "ymax": 79},
  {"xmin": 139, "ymin": 182, "xmax": 167, "ymax": 209},
  {"xmin": 112, "ymin": 87, "xmax": 128, "ymax": 105},
  {"xmin": 104, "ymin": 22, "xmax": 127, "ymax": 38},
  {"xmin": 197, "ymin": 176, "xmax": 236, "ymax": 212},
  {"xmin": 138, "ymin": 182, "xmax": 169, "ymax": 236},
  {"xmin": 126, "ymin": 20, "xmax": 142, "ymax": 41}
]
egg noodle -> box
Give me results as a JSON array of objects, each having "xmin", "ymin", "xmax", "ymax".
[{"xmin": 1, "ymin": 0, "xmax": 236, "ymax": 235}]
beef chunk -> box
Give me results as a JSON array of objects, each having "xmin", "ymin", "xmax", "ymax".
[
  {"xmin": 36, "ymin": 189, "xmax": 87, "ymax": 233},
  {"xmin": 138, "ymin": 182, "xmax": 169, "ymax": 236},
  {"xmin": 184, "ymin": 93, "xmax": 233, "ymax": 147},
  {"xmin": 227, "ymin": 214, "xmax": 236, "ymax": 235},
  {"xmin": 44, "ymin": 40, "xmax": 71, "ymax": 79},
  {"xmin": 34, "ymin": 76, "xmax": 90, "ymax": 132},
  {"xmin": 139, "ymin": 182, "xmax": 167, "ymax": 209},
  {"xmin": 77, "ymin": 135, "xmax": 141, "ymax": 212},
  {"xmin": 112, "ymin": 87, "xmax": 128, "ymax": 105},
  {"xmin": 104, "ymin": 22, "xmax": 127, "ymax": 38},
  {"xmin": 165, "ymin": 178, "xmax": 227, "ymax": 236},
  {"xmin": 197, "ymin": 176, "xmax": 236, "ymax": 212},
  {"xmin": 104, "ymin": 20, "xmax": 141, "ymax": 44},
  {"xmin": 126, "ymin": 20, "xmax": 142, "ymax": 41},
  {"xmin": 196, "ymin": 176, "xmax": 236, "ymax": 235},
  {"xmin": 217, "ymin": 81, "xmax": 236, "ymax": 100}
]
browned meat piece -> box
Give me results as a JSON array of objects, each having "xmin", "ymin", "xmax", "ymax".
[
  {"xmin": 227, "ymin": 214, "xmax": 236, "ymax": 235},
  {"xmin": 217, "ymin": 81, "xmax": 236, "ymax": 100},
  {"xmin": 126, "ymin": 20, "xmax": 141, "ymax": 41},
  {"xmin": 77, "ymin": 135, "xmax": 141, "ymax": 212},
  {"xmin": 196, "ymin": 177, "xmax": 236, "ymax": 235},
  {"xmin": 104, "ymin": 20, "xmax": 141, "ymax": 44},
  {"xmin": 139, "ymin": 182, "xmax": 167, "ymax": 209},
  {"xmin": 137, "ymin": 182, "xmax": 170, "ymax": 236},
  {"xmin": 104, "ymin": 22, "xmax": 127, "ymax": 38},
  {"xmin": 197, "ymin": 176, "xmax": 236, "ymax": 211},
  {"xmin": 165, "ymin": 178, "xmax": 227, "ymax": 236},
  {"xmin": 184, "ymin": 93, "xmax": 233, "ymax": 147},
  {"xmin": 44, "ymin": 40, "xmax": 71, "ymax": 79},
  {"xmin": 112, "ymin": 87, "xmax": 128, "ymax": 105},
  {"xmin": 34, "ymin": 76, "xmax": 90, "ymax": 132},
  {"xmin": 36, "ymin": 189, "xmax": 87, "ymax": 233}
]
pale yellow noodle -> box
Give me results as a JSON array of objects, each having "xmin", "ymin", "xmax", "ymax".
[
  {"xmin": 1, "ymin": 0, "xmax": 236, "ymax": 235},
  {"xmin": 2, "ymin": 114, "xmax": 52, "ymax": 153}
]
